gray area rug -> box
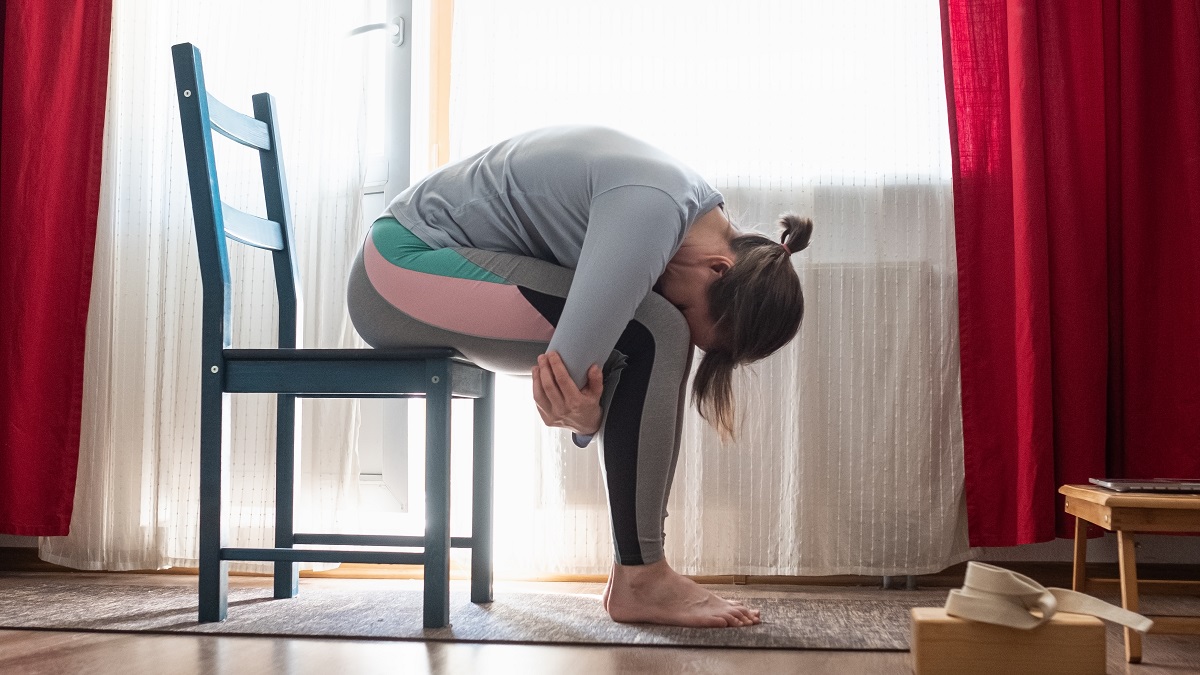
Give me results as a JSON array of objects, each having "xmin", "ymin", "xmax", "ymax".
[{"xmin": 0, "ymin": 573, "xmax": 950, "ymax": 650}]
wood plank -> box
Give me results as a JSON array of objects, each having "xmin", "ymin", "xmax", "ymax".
[
  {"xmin": 449, "ymin": 360, "xmax": 487, "ymax": 397},
  {"xmin": 1117, "ymin": 530, "xmax": 1141, "ymax": 663},
  {"xmin": 1063, "ymin": 499, "xmax": 1112, "ymax": 531},
  {"xmin": 1060, "ymin": 485, "xmax": 1200, "ymax": 511},
  {"xmin": 206, "ymin": 92, "xmax": 271, "ymax": 150},
  {"xmin": 223, "ymin": 356, "xmax": 487, "ymax": 398},
  {"xmin": 292, "ymin": 533, "xmax": 475, "ymax": 549},
  {"xmin": 1146, "ymin": 616, "xmax": 1200, "ymax": 634},
  {"xmin": 221, "ymin": 202, "xmax": 284, "ymax": 250},
  {"xmin": 0, "ymin": 628, "xmax": 913, "ymax": 675},
  {"xmin": 1072, "ymin": 517, "xmax": 1088, "ymax": 592},
  {"xmin": 222, "ymin": 547, "xmax": 426, "ymax": 565},
  {"xmin": 223, "ymin": 358, "xmax": 429, "ymax": 395},
  {"xmin": 1108, "ymin": 508, "xmax": 1200, "ymax": 532},
  {"xmin": 1087, "ymin": 578, "xmax": 1200, "ymax": 595},
  {"xmin": 471, "ymin": 371, "xmax": 495, "ymax": 604},
  {"xmin": 224, "ymin": 347, "xmax": 459, "ymax": 361}
]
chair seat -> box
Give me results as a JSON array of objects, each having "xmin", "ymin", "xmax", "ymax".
[
  {"xmin": 223, "ymin": 348, "xmax": 487, "ymax": 397},
  {"xmin": 225, "ymin": 347, "xmax": 461, "ymax": 361}
]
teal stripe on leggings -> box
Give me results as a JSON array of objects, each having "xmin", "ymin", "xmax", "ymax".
[{"xmin": 370, "ymin": 216, "xmax": 507, "ymax": 284}]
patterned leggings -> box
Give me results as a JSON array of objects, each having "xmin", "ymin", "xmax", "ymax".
[{"xmin": 346, "ymin": 217, "xmax": 693, "ymax": 564}]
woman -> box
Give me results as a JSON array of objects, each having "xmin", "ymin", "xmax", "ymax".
[{"xmin": 347, "ymin": 125, "xmax": 811, "ymax": 628}]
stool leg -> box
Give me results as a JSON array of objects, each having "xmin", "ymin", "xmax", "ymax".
[
  {"xmin": 424, "ymin": 362, "xmax": 452, "ymax": 628},
  {"xmin": 1118, "ymin": 530, "xmax": 1141, "ymax": 663},
  {"xmin": 1072, "ymin": 516, "xmax": 1088, "ymax": 593},
  {"xmin": 471, "ymin": 371, "xmax": 494, "ymax": 604}
]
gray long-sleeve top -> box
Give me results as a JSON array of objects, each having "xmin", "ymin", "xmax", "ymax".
[{"xmin": 385, "ymin": 125, "xmax": 724, "ymax": 388}]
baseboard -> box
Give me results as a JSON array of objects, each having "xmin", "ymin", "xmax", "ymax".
[
  {"xmin": 0, "ymin": 547, "xmax": 69, "ymax": 573},
  {"xmin": 4, "ymin": 546, "xmax": 1198, "ymax": 586}
]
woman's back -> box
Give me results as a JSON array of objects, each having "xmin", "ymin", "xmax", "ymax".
[{"xmin": 386, "ymin": 125, "xmax": 722, "ymax": 269}]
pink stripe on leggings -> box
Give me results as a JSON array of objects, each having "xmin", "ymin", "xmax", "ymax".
[{"xmin": 363, "ymin": 237, "xmax": 556, "ymax": 342}]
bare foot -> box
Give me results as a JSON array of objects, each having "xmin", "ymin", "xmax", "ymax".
[{"xmin": 605, "ymin": 559, "xmax": 761, "ymax": 627}]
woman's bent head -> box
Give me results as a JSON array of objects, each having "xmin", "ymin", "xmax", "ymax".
[{"xmin": 692, "ymin": 213, "xmax": 812, "ymax": 439}]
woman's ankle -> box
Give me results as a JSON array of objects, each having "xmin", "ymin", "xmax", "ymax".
[{"xmin": 613, "ymin": 558, "xmax": 672, "ymax": 586}]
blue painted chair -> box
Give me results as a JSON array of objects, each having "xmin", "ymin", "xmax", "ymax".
[{"xmin": 170, "ymin": 42, "xmax": 494, "ymax": 628}]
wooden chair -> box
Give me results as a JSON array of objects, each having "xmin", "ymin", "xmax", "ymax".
[{"xmin": 171, "ymin": 42, "xmax": 494, "ymax": 628}]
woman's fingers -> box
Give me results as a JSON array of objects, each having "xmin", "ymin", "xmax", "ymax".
[
  {"xmin": 536, "ymin": 356, "xmax": 566, "ymax": 409},
  {"xmin": 530, "ymin": 365, "xmax": 553, "ymax": 422},
  {"xmin": 583, "ymin": 364, "xmax": 604, "ymax": 398},
  {"xmin": 545, "ymin": 352, "xmax": 586, "ymax": 405},
  {"xmin": 531, "ymin": 354, "xmax": 603, "ymax": 435}
]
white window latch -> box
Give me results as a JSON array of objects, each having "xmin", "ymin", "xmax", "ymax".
[{"xmin": 346, "ymin": 17, "xmax": 405, "ymax": 47}]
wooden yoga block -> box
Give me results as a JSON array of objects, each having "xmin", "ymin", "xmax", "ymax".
[{"xmin": 910, "ymin": 607, "xmax": 1106, "ymax": 675}]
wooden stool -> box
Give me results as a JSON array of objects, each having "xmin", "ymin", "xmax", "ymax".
[{"xmin": 1060, "ymin": 484, "xmax": 1200, "ymax": 663}]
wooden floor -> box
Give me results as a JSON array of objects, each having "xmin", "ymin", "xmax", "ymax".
[
  {"xmin": 3, "ymin": 619, "xmax": 1199, "ymax": 674},
  {"xmin": 0, "ymin": 628, "xmax": 913, "ymax": 675},
  {"xmin": 1, "ymin": 572, "xmax": 1198, "ymax": 674}
]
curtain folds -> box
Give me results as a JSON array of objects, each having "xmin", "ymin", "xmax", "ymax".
[
  {"xmin": 0, "ymin": 0, "xmax": 114, "ymax": 535},
  {"xmin": 449, "ymin": 0, "xmax": 970, "ymax": 577},
  {"xmin": 37, "ymin": 0, "xmax": 372, "ymax": 569},
  {"xmin": 941, "ymin": 0, "xmax": 1200, "ymax": 547}
]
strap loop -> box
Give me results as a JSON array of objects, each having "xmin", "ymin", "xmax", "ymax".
[{"xmin": 944, "ymin": 562, "xmax": 1153, "ymax": 633}]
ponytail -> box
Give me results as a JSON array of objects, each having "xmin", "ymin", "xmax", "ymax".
[
  {"xmin": 692, "ymin": 349, "xmax": 737, "ymax": 440},
  {"xmin": 691, "ymin": 213, "xmax": 812, "ymax": 440},
  {"xmin": 779, "ymin": 213, "xmax": 813, "ymax": 255}
]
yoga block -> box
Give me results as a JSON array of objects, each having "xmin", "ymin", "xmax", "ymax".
[{"xmin": 910, "ymin": 608, "xmax": 1105, "ymax": 675}]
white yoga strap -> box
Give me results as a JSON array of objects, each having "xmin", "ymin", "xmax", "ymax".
[{"xmin": 944, "ymin": 562, "xmax": 1153, "ymax": 633}]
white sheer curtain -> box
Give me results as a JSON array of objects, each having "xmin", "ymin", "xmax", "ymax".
[
  {"xmin": 40, "ymin": 0, "xmax": 372, "ymax": 570},
  {"xmin": 450, "ymin": 0, "xmax": 970, "ymax": 576}
]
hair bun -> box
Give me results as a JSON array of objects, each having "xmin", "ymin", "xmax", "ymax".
[{"xmin": 778, "ymin": 213, "xmax": 813, "ymax": 253}]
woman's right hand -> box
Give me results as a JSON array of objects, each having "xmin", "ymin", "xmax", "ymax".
[{"xmin": 531, "ymin": 351, "xmax": 604, "ymax": 436}]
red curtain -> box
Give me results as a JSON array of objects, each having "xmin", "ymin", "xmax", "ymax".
[
  {"xmin": 0, "ymin": 0, "xmax": 113, "ymax": 535},
  {"xmin": 941, "ymin": 0, "xmax": 1200, "ymax": 547}
]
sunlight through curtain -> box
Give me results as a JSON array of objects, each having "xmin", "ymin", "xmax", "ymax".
[
  {"xmin": 39, "ymin": 0, "xmax": 372, "ymax": 570},
  {"xmin": 446, "ymin": 0, "xmax": 970, "ymax": 576}
]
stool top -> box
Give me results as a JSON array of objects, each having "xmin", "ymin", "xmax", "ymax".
[{"xmin": 1060, "ymin": 484, "xmax": 1200, "ymax": 509}]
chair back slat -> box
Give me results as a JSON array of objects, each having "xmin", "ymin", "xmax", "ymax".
[
  {"xmin": 207, "ymin": 93, "xmax": 272, "ymax": 151},
  {"xmin": 221, "ymin": 203, "xmax": 285, "ymax": 250},
  {"xmin": 171, "ymin": 42, "xmax": 302, "ymax": 353},
  {"xmin": 253, "ymin": 92, "xmax": 302, "ymax": 349}
]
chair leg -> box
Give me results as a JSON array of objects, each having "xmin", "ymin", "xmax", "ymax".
[
  {"xmin": 274, "ymin": 393, "xmax": 299, "ymax": 599},
  {"xmin": 471, "ymin": 371, "xmax": 495, "ymax": 604},
  {"xmin": 424, "ymin": 361, "xmax": 452, "ymax": 628},
  {"xmin": 199, "ymin": 384, "xmax": 230, "ymax": 622}
]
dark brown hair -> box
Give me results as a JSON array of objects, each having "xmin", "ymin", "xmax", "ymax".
[{"xmin": 691, "ymin": 213, "xmax": 813, "ymax": 439}]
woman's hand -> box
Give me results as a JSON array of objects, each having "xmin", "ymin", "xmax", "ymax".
[{"xmin": 531, "ymin": 351, "xmax": 604, "ymax": 436}]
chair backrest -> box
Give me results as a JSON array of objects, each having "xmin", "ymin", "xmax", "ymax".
[{"xmin": 171, "ymin": 42, "xmax": 302, "ymax": 360}]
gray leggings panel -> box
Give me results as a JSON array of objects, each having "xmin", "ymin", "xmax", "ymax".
[{"xmin": 346, "ymin": 244, "xmax": 693, "ymax": 565}]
